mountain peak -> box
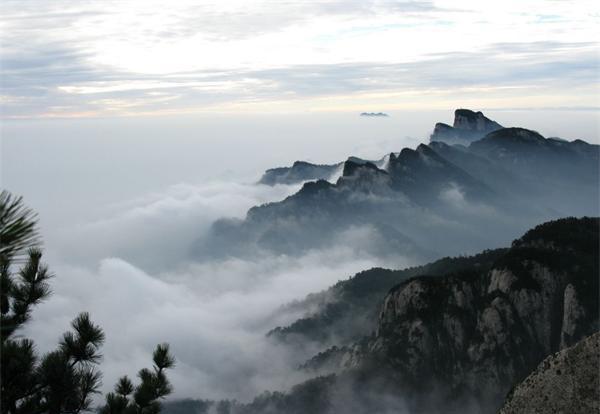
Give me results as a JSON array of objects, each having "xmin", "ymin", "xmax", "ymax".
[
  {"xmin": 297, "ymin": 179, "xmax": 334, "ymax": 196},
  {"xmin": 430, "ymin": 109, "xmax": 503, "ymax": 144},
  {"xmin": 342, "ymin": 160, "xmax": 382, "ymax": 177},
  {"xmin": 453, "ymin": 108, "xmax": 503, "ymax": 132}
]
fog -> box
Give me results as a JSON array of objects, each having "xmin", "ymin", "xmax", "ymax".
[
  {"xmin": 1, "ymin": 109, "xmax": 598, "ymax": 404},
  {"xmin": 1, "ymin": 112, "xmax": 423, "ymax": 402}
]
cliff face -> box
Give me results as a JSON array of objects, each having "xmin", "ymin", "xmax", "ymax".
[
  {"xmin": 344, "ymin": 217, "xmax": 599, "ymax": 409},
  {"xmin": 498, "ymin": 332, "xmax": 599, "ymax": 414},
  {"xmin": 270, "ymin": 250, "xmax": 507, "ymax": 353}
]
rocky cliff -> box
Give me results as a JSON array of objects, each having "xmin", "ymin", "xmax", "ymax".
[
  {"xmin": 341, "ymin": 217, "xmax": 599, "ymax": 411},
  {"xmin": 498, "ymin": 332, "xmax": 599, "ymax": 414}
]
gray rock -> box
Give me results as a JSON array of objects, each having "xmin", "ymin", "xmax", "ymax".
[{"xmin": 498, "ymin": 332, "xmax": 599, "ymax": 414}]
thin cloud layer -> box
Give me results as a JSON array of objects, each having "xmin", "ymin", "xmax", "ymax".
[{"xmin": 1, "ymin": 0, "xmax": 598, "ymax": 117}]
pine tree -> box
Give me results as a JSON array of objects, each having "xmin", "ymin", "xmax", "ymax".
[
  {"xmin": 99, "ymin": 344, "xmax": 176, "ymax": 414},
  {"xmin": 0, "ymin": 191, "xmax": 174, "ymax": 413}
]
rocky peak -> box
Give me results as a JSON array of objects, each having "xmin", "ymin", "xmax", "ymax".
[
  {"xmin": 296, "ymin": 179, "xmax": 334, "ymax": 196},
  {"xmin": 258, "ymin": 161, "xmax": 340, "ymax": 186},
  {"xmin": 430, "ymin": 109, "xmax": 503, "ymax": 145},
  {"xmin": 338, "ymin": 160, "xmax": 391, "ymax": 193},
  {"xmin": 341, "ymin": 160, "xmax": 382, "ymax": 177},
  {"xmin": 453, "ymin": 109, "xmax": 503, "ymax": 132},
  {"xmin": 432, "ymin": 122, "xmax": 454, "ymax": 136}
]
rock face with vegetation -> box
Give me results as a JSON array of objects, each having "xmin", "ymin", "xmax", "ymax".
[
  {"xmin": 340, "ymin": 217, "xmax": 599, "ymax": 410},
  {"xmin": 269, "ymin": 249, "xmax": 507, "ymax": 350},
  {"xmin": 498, "ymin": 332, "xmax": 599, "ymax": 414}
]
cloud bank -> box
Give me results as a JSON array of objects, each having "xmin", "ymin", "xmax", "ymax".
[{"xmin": 22, "ymin": 178, "xmax": 408, "ymax": 402}]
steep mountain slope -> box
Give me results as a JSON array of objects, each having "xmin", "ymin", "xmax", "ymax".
[{"xmin": 497, "ymin": 332, "xmax": 599, "ymax": 414}]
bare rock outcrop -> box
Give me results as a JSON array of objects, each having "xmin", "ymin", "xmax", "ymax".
[{"xmin": 498, "ymin": 332, "xmax": 599, "ymax": 414}]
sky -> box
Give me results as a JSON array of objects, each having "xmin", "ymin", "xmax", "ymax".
[{"xmin": 1, "ymin": 0, "xmax": 599, "ymax": 118}]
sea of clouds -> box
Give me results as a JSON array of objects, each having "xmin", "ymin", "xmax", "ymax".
[{"xmin": 21, "ymin": 177, "xmax": 412, "ymax": 401}]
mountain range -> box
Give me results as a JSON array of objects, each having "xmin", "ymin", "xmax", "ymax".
[{"xmin": 195, "ymin": 109, "xmax": 598, "ymax": 261}]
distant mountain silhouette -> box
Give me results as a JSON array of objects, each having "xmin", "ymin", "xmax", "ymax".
[
  {"xmin": 430, "ymin": 108, "xmax": 503, "ymax": 144},
  {"xmin": 196, "ymin": 110, "xmax": 599, "ymax": 261},
  {"xmin": 360, "ymin": 112, "xmax": 389, "ymax": 117}
]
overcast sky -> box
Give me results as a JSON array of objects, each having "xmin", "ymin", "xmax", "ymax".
[{"xmin": 1, "ymin": 0, "xmax": 599, "ymax": 119}]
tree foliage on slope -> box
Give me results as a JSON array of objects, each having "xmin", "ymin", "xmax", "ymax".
[{"xmin": 0, "ymin": 190, "xmax": 175, "ymax": 413}]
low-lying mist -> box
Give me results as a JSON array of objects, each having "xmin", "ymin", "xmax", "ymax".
[{"xmin": 20, "ymin": 177, "xmax": 414, "ymax": 402}]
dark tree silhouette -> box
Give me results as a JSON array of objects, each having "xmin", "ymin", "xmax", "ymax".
[
  {"xmin": 99, "ymin": 343, "xmax": 176, "ymax": 414},
  {"xmin": 0, "ymin": 191, "xmax": 174, "ymax": 413},
  {"xmin": 0, "ymin": 190, "xmax": 40, "ymax": 261}
]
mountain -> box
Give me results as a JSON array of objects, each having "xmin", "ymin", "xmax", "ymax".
[
  {"xmin": 386, "ymin": 144, "xmax": 495, "ymax": 205},
  {"xmin": 297, "ymin": 217, "xmax": 599, "ymax": 413},
  {"xmin": 430, "ymin": 109, "xmax": 503, "ymax": 145},
  {"xmin": 360, "ymin": 112, "xmax": 389, "ymax": 117},
  {"xmin": 170, "ymin": 217, "xmax": 599, "ymax": 414},
  {"xmin": 258, "ymin": 154, "xmax": 394, "ymax": 186},
  {"xmin": 258, "ymin": 161, "xmax": 341, "ymax": 185},
  {"xmin": 268, "ymin": 249, "xmax": 507, "ymax": 350},
  {"xmin": 195, "ymin": 110, "xmax": 599, "ymax": 261},
  {"xmin": 497, "ymin": 332, "xmax": 599, "ymax": 414}
]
